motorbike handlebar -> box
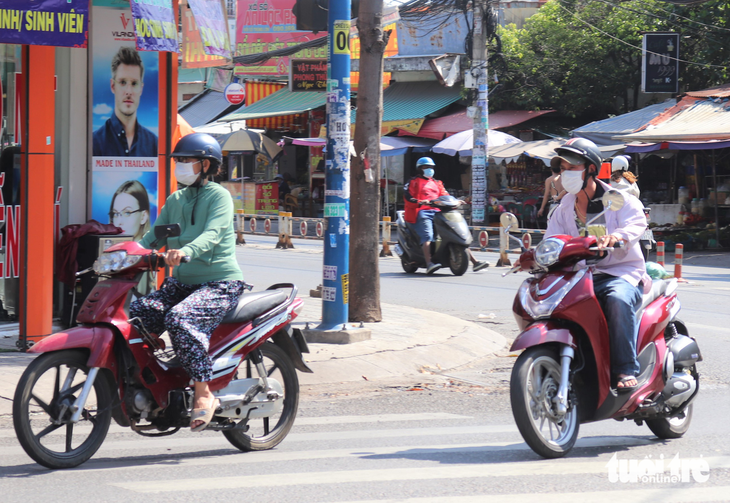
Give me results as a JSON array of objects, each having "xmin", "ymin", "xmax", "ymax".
[{"xmin": 150, "ymin": 252, "xmax": 191, "ymax": 268}]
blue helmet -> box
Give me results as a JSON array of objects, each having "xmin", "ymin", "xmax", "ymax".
[
  {"xmin": 416, "ymin": 157, "xmax": 436, "ymax": 168},
  {"xmin": 172, "ymin": 133, "xmax": 223, "ymax": 164}
]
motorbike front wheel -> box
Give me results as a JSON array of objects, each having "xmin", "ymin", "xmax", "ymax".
[
  {"xmin": 224, "ymin": 342, "xmax": 299, "ymax": 451},
  {"xmin": 510, "ymin": 346, "xmax": 579, "ymax": 458},
  {"xmin": 13, "ymin": 350, "xmax": 112, "ymax": 469},
  {"xmin": 448, "ymin": 244, "xmax": 469, "ymax": 276}
]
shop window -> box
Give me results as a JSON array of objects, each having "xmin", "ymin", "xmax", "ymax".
[{"xmin": 0, "ymin": 43, "xmax": 20, "ymax": 323}]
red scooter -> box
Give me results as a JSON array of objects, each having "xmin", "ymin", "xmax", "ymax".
[
  {"xmin": 13, "ymin": 224, "xmax": 312, "ymax": 469},
  {"xmin": 501, "ymin": 194, "xmax": 701, "ymax": 458}
]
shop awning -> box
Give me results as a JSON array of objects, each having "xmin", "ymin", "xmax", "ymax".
[
  {"xmin": 380, "ymin": 136, "xmax": 438, "ymax": 157},
  {"xmin": 352, "ymin": 81, "xmax": 463, "ymax": 135},
  {"xmin": 615, "ymin": 99, "xmax": 730, "ymax": 143},
  {"xmin": 179, "ymin": 89, "xmax": 244, "ymax": 128},
  {"xmin": 572, "ymin": 100, "xmax": 676, "ymax": 146},
  {"xmin": 489, "ymin": 139, "xmax": 625, "ymax": 166},
  {"xmin": 406, "ymin": 109, "xmax": 555, "ymax": 140},
  {"xmin": 220, "ymin": 88, "xmax": 326, "ymax": 122},
  {"xmin": 625, "ymin": 140, "xmax": 730, "ymax": 153},
  {"xmin": 281, "ymin": 136, "xmax": 436, "ymax": 157}
]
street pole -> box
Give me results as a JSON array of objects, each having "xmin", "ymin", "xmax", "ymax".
[
  {"xmin": 470, "ymin": 0, "xmax": 488, "ymax": 225},
  {"xmin": 319, "ymin": 0, "xmax": 352, "ymax": 330}
]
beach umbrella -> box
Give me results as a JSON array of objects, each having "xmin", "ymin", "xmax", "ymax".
[
  {"xmin": 217, "ymin": 129, "xmax": 283, "ymax": 162},
  {"xmin": 432, "ymin": 129, "xmax": 522, "ymax": 157}
]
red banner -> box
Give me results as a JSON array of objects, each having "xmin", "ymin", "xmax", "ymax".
[{"xmin": 181, "ymin": 2, "xmax": 227, "ymax": 68}]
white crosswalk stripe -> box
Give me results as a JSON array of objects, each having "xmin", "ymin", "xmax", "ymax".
[{"xmin": 2, "ymin": 411, "xmax": 727, "ymax": 503}]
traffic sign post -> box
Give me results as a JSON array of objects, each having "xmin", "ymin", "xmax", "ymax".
[{"xmin": 318, "ymin": 0, "xmax": 351, "ymax": 330}]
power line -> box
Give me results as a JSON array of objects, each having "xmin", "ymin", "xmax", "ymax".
[
  {"xmin": 633, "ymin": 0, "xmax": 730, "ymax": 32},
  {"xmin": 593, "ymin": 0, "xmax": 730, "ymax": 34},
  {"xmin": 556, "ymin": 0, "xmax": 728, "ymax": 70}
]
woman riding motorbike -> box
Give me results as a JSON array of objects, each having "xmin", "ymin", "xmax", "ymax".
[{"xmin": 129, "ymin": 132, "xmax": 245, "ymax": 432}]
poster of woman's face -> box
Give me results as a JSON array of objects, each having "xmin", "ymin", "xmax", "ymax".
[{"xmin": 92, "ymin": 172, "xmax": 158, "ymax": 239}]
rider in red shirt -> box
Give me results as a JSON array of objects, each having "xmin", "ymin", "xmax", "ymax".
[{"xmin": 404, "ymin": 158, "xmax": 446, "ymax": 273}]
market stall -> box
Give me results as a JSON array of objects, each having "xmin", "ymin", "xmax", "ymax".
[{"xmin": 483, "ymin": 140, "xmax": 625, "ymax": 227}]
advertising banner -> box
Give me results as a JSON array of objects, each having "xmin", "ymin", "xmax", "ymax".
[
  {"xmin": 129, "ymin": 0, "xmax": 179, "ymax": 52},
  {"xmin": 255, "ymin": 182, "xmax": 278, "ymax": 214},
  {"xmin": 289, "ymin": 59, "xmax": 327, "ymax": 92},
  {"xmin": 182, "ymin": 2, "xmax": 227, "ymax": 68},
  {"xmin": 91, "ymin": 0, "xmax": 159, "ymax": 239},
  {"xmin": 642, "ymin": 33, "xmax": 679, "ymax": 94},
  {"xmin": 235, "ymin": 0, "xmax": 326, "ymax": 76},
  {"xmin": 0, "ymin": 0, "xmax": 89, "ymax": 48},
  {"xmin": 188, "ymin": 0, "xmax": 232, "ymax": 59}
]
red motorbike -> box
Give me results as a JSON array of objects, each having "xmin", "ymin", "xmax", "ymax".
[
  {"xmin": 501, "ymin": 195, "xmax": 701, "ymax": 458},
  {"xmin": 13, "ymin": 224, "xmax": 312, "ymax": 469}
]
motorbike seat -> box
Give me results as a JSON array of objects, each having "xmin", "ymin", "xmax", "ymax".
[
  {"xmin": 220, "ymin": 290, "xmax": 288, "ymax": 324},
  {"xmin": 636, "ymin": 278, "xmax": 677, "ymax": 322}
]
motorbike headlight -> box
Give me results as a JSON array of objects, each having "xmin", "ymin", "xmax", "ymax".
[
  {"xmin": 92, "ymin": 251, "xmax": 142, "ymax": 275},
  {"xmin": 535, "ymin": 238, "xmax": 565, "ymax": 268},
  {"xmin": 121, "ymin": 254, "xmax": 142, "ymax": 269}
]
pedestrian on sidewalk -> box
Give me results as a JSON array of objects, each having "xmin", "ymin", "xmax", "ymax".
[{"xmin": 537, "ymin": 157, "xmax": 566, "ymax": 222}]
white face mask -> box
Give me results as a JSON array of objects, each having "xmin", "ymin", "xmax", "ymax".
[
  {"xmin": 175, "ymin": 161, "xmax": 200, "ymax": 186},
  {"xmin": 561, "ymin": 169, "xmax": 585, "ymax": 194}
]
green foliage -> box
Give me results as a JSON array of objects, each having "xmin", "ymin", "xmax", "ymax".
[{"xmin": 489, "ymin": 0, "xmax": 730, "ymax": 121}]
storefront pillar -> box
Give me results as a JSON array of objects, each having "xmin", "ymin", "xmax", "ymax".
[{"xmin": 19, "ymin": 45, "xmax": 56, "ymax": 345}]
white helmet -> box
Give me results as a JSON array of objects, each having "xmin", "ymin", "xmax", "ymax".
[{"xmin": 611, "ymin": 155, "xmax": 630, "ymax": 173}]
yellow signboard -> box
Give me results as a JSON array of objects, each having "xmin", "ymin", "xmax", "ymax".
[{"xmin": 333, "ymin": 20, "xmax": 350, "ymax": 54}]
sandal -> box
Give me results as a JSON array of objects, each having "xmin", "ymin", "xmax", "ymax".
[
  {"xmin": 190, "ymin": 398, "xmax": 219, "ymax": 432},
  {"xmin": 616, "ymin": 375, "xmax": 638, "ymax": 393}
]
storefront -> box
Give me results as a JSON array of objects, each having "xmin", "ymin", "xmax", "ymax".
[{"xmin": 0, "ymin": 1, "xmax": 186, "ymax": 346}]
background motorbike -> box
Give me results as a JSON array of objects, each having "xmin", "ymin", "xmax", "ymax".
[
  {"xmin": 393, "ymin": 195, "xmax": 473, "ymax": 276},
  {"xmin": 13, "ymin": 224, "xmax": 312, "ymax": 469},
  {"xmin": 500, "ymin": 193, "xmax": 701, "ymax": 458}
]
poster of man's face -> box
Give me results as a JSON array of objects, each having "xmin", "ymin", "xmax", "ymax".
[
  {"xmin": 92, "ymin": 43, "xmax": 158, "ymax": 158},
  {"xmin": 112, "ymin": 53, "xmax": 144, "ymax": 118}
]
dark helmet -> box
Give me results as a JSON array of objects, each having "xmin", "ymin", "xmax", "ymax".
[
  {"xmin": 554, "ymin": 138, "xmax": 602, "ymax": 173},
  {"xmin": 172, "ymin": 133, "xmax": 223, "ymax": 164}
]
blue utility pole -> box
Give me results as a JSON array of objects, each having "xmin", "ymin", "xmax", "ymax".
[{"xmin": 319, "ymin": 0, "xmax": 351, "ymax": 330}]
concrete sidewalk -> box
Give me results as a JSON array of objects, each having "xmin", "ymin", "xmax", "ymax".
[{"xmin": 0, "ymin": 296, "xmax": 506, "ymax": 420}]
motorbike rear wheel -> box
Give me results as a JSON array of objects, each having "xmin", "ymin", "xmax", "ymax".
[
  {"xmin": 13, "ymin": 350, "xmax": 112, "ymax": 469},
  {"xmin": 224, "ymin": 342, "xmax": 299, "ymax": 451},
  {"xmin": 646, "ymin": 403, "xmax": 693, "ymax": 439},
  {"xmin": 510, "ymin": 346, "xmax": 579, "ymax": 458},
  {"xmin": 448, "ymin": 244, "xmax": 469, "ymax": 276}
]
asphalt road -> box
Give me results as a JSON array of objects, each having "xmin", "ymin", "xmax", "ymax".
[{"xmin": 1, "ymin": 235, "xmax": 728, "ymax": 502}]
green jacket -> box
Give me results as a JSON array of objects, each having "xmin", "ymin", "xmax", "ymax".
[{"xmin": 140, "ymin": 182, "xmax": 243, "ymax": 285}]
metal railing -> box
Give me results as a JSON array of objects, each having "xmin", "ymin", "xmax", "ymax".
[{"xmin": 235, "ymin": 211, "xmax": 543, "ymax": 260}]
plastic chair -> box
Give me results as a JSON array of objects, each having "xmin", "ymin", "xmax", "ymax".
[{"xmin": 284, "ymin": 194, "xmax": 299, "ymax": 215}]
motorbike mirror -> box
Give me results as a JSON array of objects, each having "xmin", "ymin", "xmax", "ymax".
[
  {"xmin": 154, "ymin": 223, "xmax": 182, "ymax": 240},
  {"xmin": 500, "ymin": 212, "xmax": 519, "ymax": 231},
  {"xmin": 602, "ymin": 189, "xmax": 625, "ymax": 212},
  {"xmin": 586, "ymin": 190, "xmax": 626, "ymax": 227}
]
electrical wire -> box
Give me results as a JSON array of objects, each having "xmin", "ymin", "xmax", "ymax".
[
  {"xmin": 232, "ymin": 36, "xmax": 328, "ymax": 66},
  {"xmin": 555, "ymin": 0, "xmax": 728, "ymax": 70},
  {"xmin": 633, "ymin": 0, "xmax": 730, "ymax": 32},
  {"xmin": 592, "ymin": 0, "xmax": 730, "ymax": 38}
]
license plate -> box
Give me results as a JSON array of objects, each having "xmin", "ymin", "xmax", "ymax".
[
  {"xmin": 393, "ymin": 243, "xmax": 403, "ymax": 256},
  {"xmin": 641, "ymin": 229, "xmax": 654, "ymax": 241}
]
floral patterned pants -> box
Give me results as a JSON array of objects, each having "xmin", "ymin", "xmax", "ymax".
[{"xmin": 129, "ymin": 277, "xmax": 246, "ymax": 382}]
